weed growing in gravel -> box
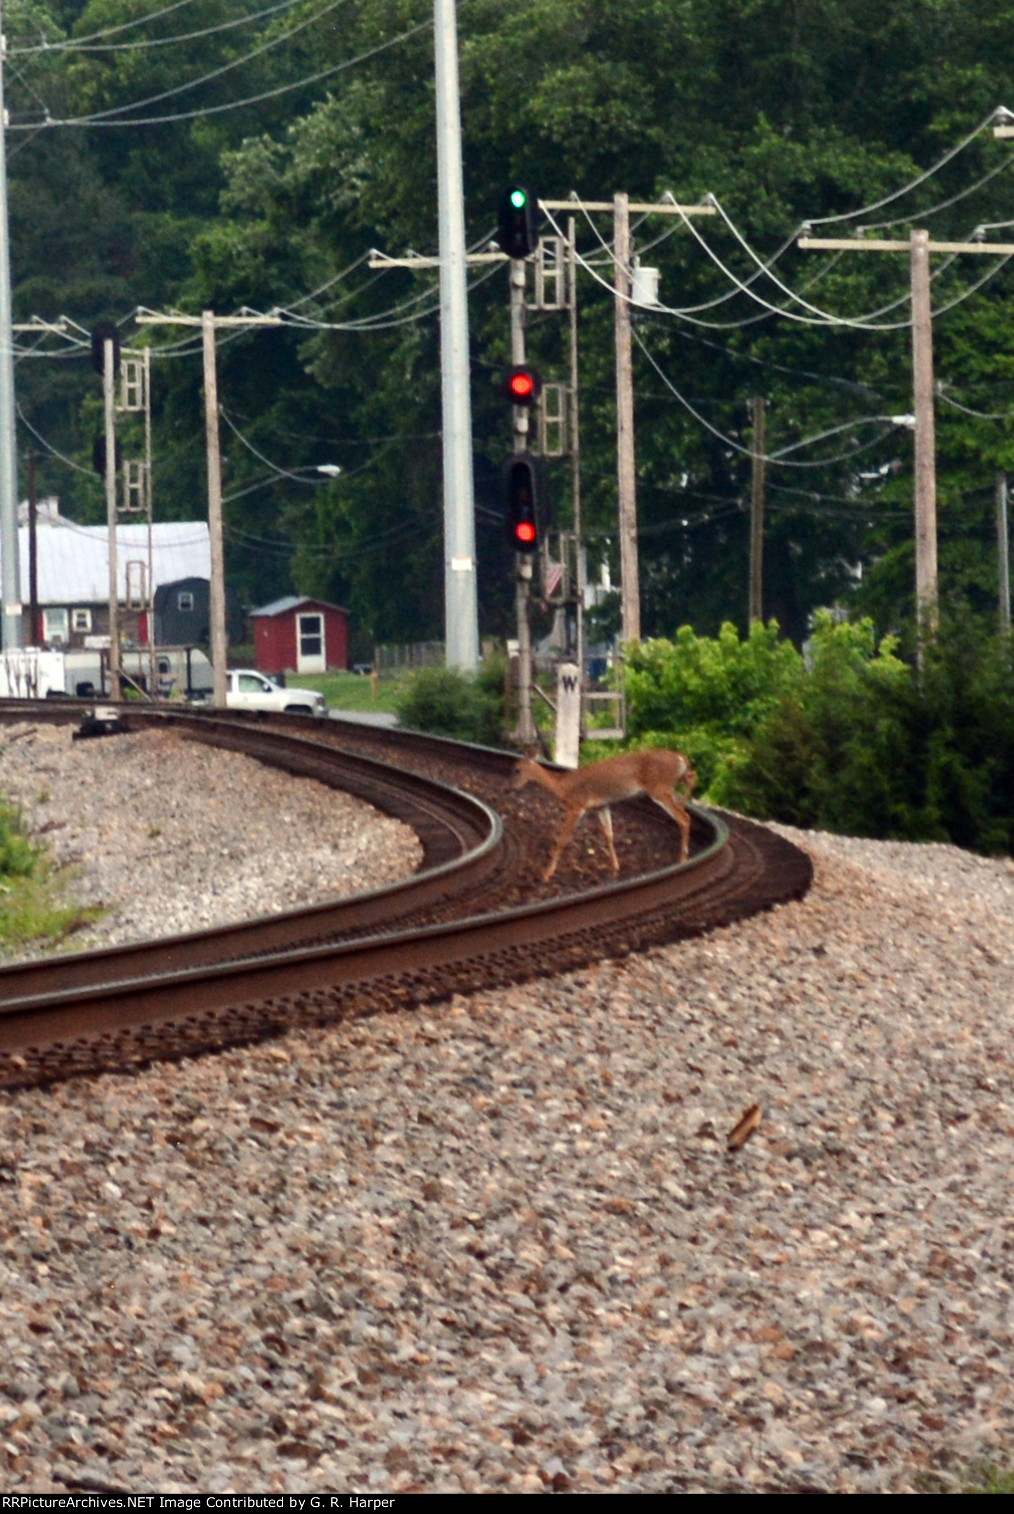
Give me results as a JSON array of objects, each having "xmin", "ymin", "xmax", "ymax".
[
  {"xmin": 917, "ymin": 1463, "xmax": 1014, "ymax": 1495},
  {"xmin": 0, "ymin": 797, "xmax": 103, "ymax": 953},
  {"xmin": 959, "ymin": 1465, "xmax": 1014, "ymax": 1495}
]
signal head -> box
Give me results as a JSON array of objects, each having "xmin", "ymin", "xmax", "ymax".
[
  {"xmin": 498, "ymin": 185, "xmax": 540, "ymax": 259},
  {"xmin": 504, "ymin": 453, "xmax": 540, "ymax": 554},
  {"xmin": 501, "ymin": 364, "xmax": 542, "ymax": 406}
]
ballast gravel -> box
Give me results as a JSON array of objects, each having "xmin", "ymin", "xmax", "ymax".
[
  {"xmin": 0, "ymin": 723, "xmax": 423, "ymax": 949},
  {"xmin": 0, "ymin": 726, "xmax": 1012, "ymax": 1494}
]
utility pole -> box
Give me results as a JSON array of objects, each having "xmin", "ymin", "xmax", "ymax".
[
  {"xmin": 613, "ymin": 192, "xmax": 639, "ymax": 643},
  {"xmin": 798, "ymin": 229, "xmax": 1014, "ymax": 648},
  {"xmin": 909, "ymin": 229, "xmax": 937, "ymax": 636},
  {"xmin": 543, "ymin": 196, "xmax": 715, "ymax": 647},
  {"xmin": 433, "ymin": 0, "xmax": 479, "ymax": 671},
  {"xmin": 998, "ymin": 470, "xmax": 1011, "ymax": 634},
  {"xmin": 749, "ymin": 395, "xmax": 766, "ymax": 624},
  {"xmin": 202, "ymin": 311, "xmax": 227, "ymax": 707},
  {"xmin": 373, "ymin": 192, "xmax": 713, "ymax": 663},
  {"xmin": 136, "ymin": 308, "xmax": 281, "ymax": 707},
  {"xmin": 0, "ymin": 13, "xmax": 20, "ymax": 650}
]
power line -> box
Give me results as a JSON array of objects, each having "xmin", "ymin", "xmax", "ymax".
[
  {"xmin": 632, "ymin": 328, "xmax": 911, "ymax": 468},
  {"xmin": 12, "ymin": 0, "xmax": 303, "ymax": 56},
  {"xmin": 9, "ymin": 9, "xmax": 437, "ymax": 130},
  {"xmin": 33, "ymin": 0, "xmax": 353, "ymax": 125}
]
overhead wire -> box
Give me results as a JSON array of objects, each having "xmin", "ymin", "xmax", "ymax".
[
  {"xmin": 632, "ymin": 328, "xmax": 910, "ymax": 468},
  {"xmin": 8, "ymin": 7, "xmax": 440, "ymax": 130},
  {"xmin": 805, "ymin": 108, "xmax": 1003, "ymax": 227},
  {"xmin": 12, "ymin": 0, "xmax": 304, "ymax": 56},
  {"xmin": 19, "ymin": 0, "xmax": 208, "ymax": 50},
  {"xmin": 26, "ymin": 0, "xmax": 354, "ymax": 126}
]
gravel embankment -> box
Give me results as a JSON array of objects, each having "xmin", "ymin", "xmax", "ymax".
[
  {"xmin": 0, "ymin": 726, "xmax": 1012, "ymax": 1493},
  {"xmin": 0, "ymin": 723, "xmax": 423, "ymax": 950}
]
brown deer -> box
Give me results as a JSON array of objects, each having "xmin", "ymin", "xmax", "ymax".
[{"xmin": 515, "ymin": 748, "xmax": 697, "ymax": 882}]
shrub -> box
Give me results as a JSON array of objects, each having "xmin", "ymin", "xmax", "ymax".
[
  {"xmin": 626, "ymin": 621, "xmax": 803, "ymax": 739},
  {"xmin": 622, "ymin": 621, "xmax": 803, "ymax": 796},
  {"xmin": 393, "ymin": 663, "xmax": 505, "ymax": 746},
  {"xmin": 720, "ymin": 612, "xmax": 1014, "ymax": 854}
]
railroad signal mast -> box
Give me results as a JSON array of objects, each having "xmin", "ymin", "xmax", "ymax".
[{"xmin": 500, "ymin": 186, "xmax": 542, "ymax": 745}]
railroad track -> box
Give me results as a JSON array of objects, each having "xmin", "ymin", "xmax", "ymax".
[{"xmin": 0, "ymin": 702, "xmax": 813, "ymax": 1090}]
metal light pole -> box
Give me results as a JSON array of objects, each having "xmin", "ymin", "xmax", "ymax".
[
  {"xmin": 0, "ymin": 13, "xmax": 21, "ymax": 650},
  {"xmin": 434, "ymin": 0, "xmax": 479, "ymax": 670}
]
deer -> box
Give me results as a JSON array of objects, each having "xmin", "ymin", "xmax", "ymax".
[{"xmin": 514, "ymin": 748, "xmax": 697, "ymax": 882}]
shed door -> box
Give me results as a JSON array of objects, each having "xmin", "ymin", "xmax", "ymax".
[{"xmin": 296, "ymin": 611, "xmax": 326, "ymax": 672}]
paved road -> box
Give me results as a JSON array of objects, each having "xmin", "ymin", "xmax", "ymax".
[{"xmin": 329, "ymin": 708, "xmax": 398, "ymax": 727}]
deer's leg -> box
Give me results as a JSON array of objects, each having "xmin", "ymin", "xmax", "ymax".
[
  {"xmin": 543, "ymin": 805, "xmax": 585, "ymax": 881},
  {"xmin": 596, "ymin": 805, "xmax": 620, "ymax": 872},
  {"xmin": 651, "ymin": 792, "xmax": 691, "ymax": 862}
]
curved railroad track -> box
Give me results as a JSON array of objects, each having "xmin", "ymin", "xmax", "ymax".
[{"xmin": 0, "ymin": 702, "xmax": 813, "ymax": 1090}]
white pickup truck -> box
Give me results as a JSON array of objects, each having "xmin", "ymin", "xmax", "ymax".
[{"xmin": 224, "ymin": 669, "xmax": 327, "ymax": 716}]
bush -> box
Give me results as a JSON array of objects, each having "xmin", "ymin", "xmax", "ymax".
[
  {"xmin": 719, "ymin": 612, "xmax": 1014, "ymax": 855},
  {"xmin": 393, "ymin": 662, "xmax": 506, "ymax": 746},
  {"xmin": 622, "ymin": 621, "xmax": 803, "ymax": 795}
]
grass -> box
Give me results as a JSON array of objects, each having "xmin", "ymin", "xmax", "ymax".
[
  {"xmin": 0, "ymin": 798, "xmax": 102, "ymax": 954},
  {"xmin": 957, "ymin": 1466, "xmax": 1014, "ymax": 1495},
  {"xmin": 280, "ymin": 669, "xmax": 413, "ymax": 715}
]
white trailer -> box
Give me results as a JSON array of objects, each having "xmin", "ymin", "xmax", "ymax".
[
  {"xmin": 0, "ymin": 645, "xmax": 213, "ymax": 701},
  {"xmin": 0, "ymin": 647, "xmax": 103, "ymax": 700}
]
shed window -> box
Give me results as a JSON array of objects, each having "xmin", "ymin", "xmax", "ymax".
[
  {"xmin": 298, "ymin": 613, "xmax": 323, "ymax": 658},
  {"xmin": 71, "ymin": 608, "xmax": 92, "ymax": 633}
]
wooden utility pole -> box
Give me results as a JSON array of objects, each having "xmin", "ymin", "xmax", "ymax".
[
  {"xmin": 202, "ymin": 311, "xmax": 227, "ymax": 708},
  {"xmin": 613, "ymin": 191, "xmax": 640, "ymax": 644},
  {"xmin": 543, "ymin": 197, "xmax": 715, "ymax": 649},
  {"xmin": 998, "ymin": 470, "xmax": 1011, "ymax": 634},
  {"xmin": 136, "ymin": 308, "xmax": 281, "ymax": 707},
  {"xmin": 909, "ymin": 230, "xmax": 937, "ymax": 635},
  {"xmin": 798, "ymin": 230, "xmax": 1014, "ymax": 649},
  {"xmin": 749, "ymin": 395, "xmax": 766, "ymax": 624}
]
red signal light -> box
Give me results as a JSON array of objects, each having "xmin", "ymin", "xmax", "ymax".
[
  {"xmin": 501, "ymin": 364, "xmax": 542, "ymax": 406},
  {"xmin": 504, "ymin": 453, "xmax": 540, "ymax": 554}
]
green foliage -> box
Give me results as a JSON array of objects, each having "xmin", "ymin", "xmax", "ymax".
[
  {"xmin": 11, "ymin": 0, "xmax": 1014, "ymax": 643},
  {"xmin": 0, "ymin": 797, "xmax": 101, "ymax": 952},
  {"xmin": 393, "ymin": 661, "xmax": 506, "ymax": 747},
  {"xmin": 720, "ymin": 612, "xmax": 1014, "ymax": 854},
  {"xmin": 956, "ymin": 1465, "xmax": 1014, "ymax": 1495},
  {"xmin": 624, "ymin": 621, "xmax": 803, "ymax": 790},
  {"xmin": 0, "ymin": 799, "xmax": 39, "ymax": 879},
  {"xmin": 715, "ymin": 615, "xmax": 915, "ymax": 831}
]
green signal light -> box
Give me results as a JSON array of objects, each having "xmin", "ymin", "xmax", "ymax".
[{"xmin": 509, "ymin": 188, "xmax": 528, "ymax": 209}]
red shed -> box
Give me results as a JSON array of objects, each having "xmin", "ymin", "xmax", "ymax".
[{"xmin": 249, "ymin": 595, "xmax": 349, "ymax": 677}]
